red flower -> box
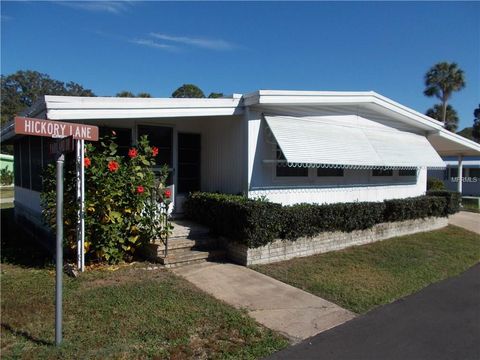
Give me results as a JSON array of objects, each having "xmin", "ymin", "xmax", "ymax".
[
  {"xmin": 136, "ymin": 185, "xmax": 144, "ymax": 194},
  {"xmin": 84, "ymin": 157, "xmax": 91, "ymax": 168},
  {"xmin": 164, "ymin": 189, "xmax": 172, "ymax": 199},
  {"xmin": 128, "ymin": 148, "xmax": 138, "ymax": 158},
  {"xmin": 108, "ymin": 160, "xmax": 119, "ymax": 172},
  {"xmin": 152, "ymin": 146, "xmax": 159, "ymax": 157}
]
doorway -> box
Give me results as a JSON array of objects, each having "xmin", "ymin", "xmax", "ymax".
[{"xmin": 176, "ymin": 133, "xmax": 201, "ymax": 212}]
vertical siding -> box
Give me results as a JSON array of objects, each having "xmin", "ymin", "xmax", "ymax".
[{"xmin": 201, "ymin": 116, "xmax": 245, "ymax": 194}]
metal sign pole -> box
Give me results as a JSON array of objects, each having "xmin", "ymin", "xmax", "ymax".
[
  {"xmin": 80, "ymin": 139, "xmax": 85, "ymax": 272},
  {"xmin": 55, "ymin": 153, "xmax": 64, "ymax": 346},
  {"xmin": 76, "ymin": 140, "xmax": 81, "ymax": 270}
]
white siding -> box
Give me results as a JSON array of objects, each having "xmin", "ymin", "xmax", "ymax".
[
  {"xmin": 247, "ymin": 107, "xmax": 429, "ymax": 205},
  {"xmin": 250, "ymin": 168, "xmax": 427, "ymax": 205}
]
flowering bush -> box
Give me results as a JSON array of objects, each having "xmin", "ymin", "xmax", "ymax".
[{"xmin": 41, "ymin": 134, "xmax": 172, "ymax": 264}]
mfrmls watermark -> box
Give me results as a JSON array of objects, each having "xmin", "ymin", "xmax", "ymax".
[{"xmin": 450, "ymin": 177, "xmax": 478, "ymax": 183}]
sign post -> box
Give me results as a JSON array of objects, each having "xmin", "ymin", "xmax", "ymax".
[
  {"xmin": 14, "ymin": 117, "xmax": 98, "ymax": 346},
  {"xmin": 55, "ymin": 153, "xmax": 64, "ymax": 346}
]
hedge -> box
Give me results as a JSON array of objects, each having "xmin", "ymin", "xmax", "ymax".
[
  {"xmin": 426, "ymin": 190, "xmax": 461, "ymax": 215},
  {"xmin": 184, "ymin": 192, "xmax": 458, "ymax": 248}
]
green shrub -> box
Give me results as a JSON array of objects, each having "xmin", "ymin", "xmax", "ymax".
[
  {"xmin": 427, "ymin": 177, "xmax": 446, "ymax": 191},
  {"xmin": 427, "ymin": 190, "xmax": 461, "ymax": 215},
  {"xmin": 184, "ymin": 192, "xmax": 282, "ymax": 247},
  {"xmin": 281, "ymin": 202, "xmax": 385, "ymax": 240},
  {"xmin": 384, "ymin": 196, "xmax": 446, "ymax": 222},
  {"xmin": 184, "ymin": 192, "xmax": 448, "ymax": 248},
  {"xmin": 41, "ymin": 134, "xmax": 172, "ymax": 264},
  {"xmin": 0, "ymin": 168, "xmax": 13, "ymax": 185}
]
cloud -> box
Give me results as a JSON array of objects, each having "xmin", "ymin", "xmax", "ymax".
[
  {"xmin": 129, "ymin": 39, "xmax": 177, "ymax": 51},
  {"xmin": 150, "ymin": 32, "xmax": 235, "ymax": 51},
  {"xmin": 57, "ymin": 1, "xmax": 132, "ymax": 14}
]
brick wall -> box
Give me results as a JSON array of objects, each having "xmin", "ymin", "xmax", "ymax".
[{"xmin": 221, "ymin": 217, "xmax": 448, "ymax": 266}]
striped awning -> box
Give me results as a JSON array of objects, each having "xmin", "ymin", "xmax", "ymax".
[{"xmin": 264, "ymin": 114, "xmax": 446, "ymax": 169}]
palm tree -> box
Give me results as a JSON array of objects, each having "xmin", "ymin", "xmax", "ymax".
[
  {"xmin": 426, "ymin": 104, "xmax": 459, "ymax": 132},
  {"xmin": 424, "ymin": 62, "xmax": 466, "ymax": 125}
]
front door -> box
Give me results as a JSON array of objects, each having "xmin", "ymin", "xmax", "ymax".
[
  {"xmin": 176, "ymin": 133, "xmax": 201, "ymax": 212},
  {"xmin": 137, "ymin": 124, "xmax": 174, "ymax": 193}
]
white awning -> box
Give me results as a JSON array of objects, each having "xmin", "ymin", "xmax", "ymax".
[{"xmin": 264, "ymin": 114, "xmax": 446, "ymax": 169}]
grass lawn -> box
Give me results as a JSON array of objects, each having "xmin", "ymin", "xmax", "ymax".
[
  {"xmin": 1, "ymin": 209, "xmax": 288, "ymax": 359},
  {"xmin": 252, "ymin": 225, "xmax": 480, "ymax": 314}
]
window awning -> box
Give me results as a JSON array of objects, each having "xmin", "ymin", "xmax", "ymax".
[{"xmin": 264, "ymin": 114, "xmax": 446, "ymax": 169}]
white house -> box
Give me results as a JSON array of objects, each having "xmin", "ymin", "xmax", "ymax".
[{"xmin": 2, "ymin": 90, "xmax": 480, "ymax": 232}]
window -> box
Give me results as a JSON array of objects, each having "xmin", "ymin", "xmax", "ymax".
[
  {"xmin": 275, "ymin": 145, "xmax": 308, "ymax": 177},
  {"xmin": 30, "ymin": 137, "xmax": 43, "ymax": 191},
  {"xmin": 20, "ymin": 137, "xmax": 31, "ymax": 188},
  {"xmin": 469, "ymin": 168, "xmax": 480, "ymax": 178},
  {"xmin": 372, "ymin": 169, "xmax": 393, "ymax": 177},
  {"xmin": 317, "ymin": 168, "xmax": 344, "ymax": 177},
  {"xmin": 99, "ymin": 127, "xmax": 132, "ymax": 157},
  {"xmin": 14, "ymin": 141, "xmax": 21, "ymax": 187},
  {"xmin": 399, "ymin": 169, "xmax": 416, "ymax": 177},
  {"xmin": 449, "ymin": 167, "xmax": 458, "ymax": 178}
]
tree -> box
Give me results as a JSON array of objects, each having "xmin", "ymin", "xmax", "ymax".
[
  {"xmin": 208, "ymin": 92, "xmax": 224, "ymax": 98},
  {"xmin": 171, "ymin": 84, "xmax": 205, "ymax": 98},
  {"xmin": 1, "ymin": 70, "xmax": 94, "ymax": 124},
  {"xmin": 473, "ymin": 104, "xmax": 480, "ymax": 142},
  {"xmin": 457, "ymin": 127, "xmax": 475, "ymax": 142},
  {"xmin": 424, "ymin": 62, "xmax": 466, "ymax": 125},
  {"xmin": 137, "ymin": 92, "xmax": 152, "ymax": 98},
  {"xmin": 116, "ymin": 91, "xmax": 135, "ymax": 97},
  {"xmin": 426, "ymin": 104, "xmax": 459, "ymax": 132}
]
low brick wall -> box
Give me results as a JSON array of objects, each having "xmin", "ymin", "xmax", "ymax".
[{"xmin": 221, "ymin": 217, "xmax": 448, "ymax": 266}]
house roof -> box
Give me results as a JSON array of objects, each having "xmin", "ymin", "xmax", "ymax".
[{"xmin": 1, "ymin": 90, "xmax": 479, "ymax": 157}]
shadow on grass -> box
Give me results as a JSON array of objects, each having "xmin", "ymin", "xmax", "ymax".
[
  {"xmin": 1, "ymin": 208, "xmax": 53, "ymax": 268},
  {"xmin": 1, "ymin": 323, "xmax": 54, "ymax": 346}
]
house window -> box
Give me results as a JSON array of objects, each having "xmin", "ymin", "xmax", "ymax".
[
  {"xmin": 469, "ymin": 168, "xmax": 480, "ymax": 178},
  {"xmin": 30, "ymin": 137, "xmax": 43, "ymax": 191},
  {"xmin": 14, "ymin": 141, "xmax": 21, "ymax": 187},
  {"xmin": 399, "ymin": 169, "xmax": 416, "ymax": 177},
  {"xmin": 449, "ymin": 167, "xmax": 458, "ymax": 178},
  {"xmin": 99, "ymin": 127, "xmax": 132, "ymax": 157},
  {"xmin": 276, "ymin": 145, "xmax": 308, "ymax": 177},
  {"xmin": 372, "ymin": 169, "xmax": 393, "ymax": 177},
  {"xmin": 20, "ymin": 137, "xmax": 31, "ymax": 188},
  {"xmin": 317, "ymin": 168, "xmax": 344, "ymax": 177}
]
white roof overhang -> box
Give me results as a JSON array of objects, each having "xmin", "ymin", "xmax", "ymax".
[
  {"xmin": 427, "ymin": 131, "xmax": 480, "ymax": 157},
  {"xmin": 263, "ymin": 114, "xmax": 446, "ymax": 169},
  {"xmin": 44, "ymin": 95, "xmax": 244, "ymax": 120}
]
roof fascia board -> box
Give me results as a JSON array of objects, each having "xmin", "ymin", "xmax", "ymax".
[
  {"xmin": 46, "ymin": 107, "xmax": 243, "ymax": 120},
  {"xmin": 245, "ymin": 90, "xmax": 445, "ymax": 132}
]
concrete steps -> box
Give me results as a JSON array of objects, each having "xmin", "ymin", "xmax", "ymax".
[{"xmin": 142, "ymin": 220, "xmax": 225, "ymax": 267}]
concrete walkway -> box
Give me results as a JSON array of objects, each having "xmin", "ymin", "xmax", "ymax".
[
  {"xmin": 173, "ymin": 262, "xmax": 355, "ymax": 342},
  {"xmin": 449, "ymin": 211, "xmax": 480, "ymax": 234}
]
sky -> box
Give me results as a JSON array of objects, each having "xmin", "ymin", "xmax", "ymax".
[{"xmin": 1, "ymin": 1, "xmax": 479, "ymax": 130}]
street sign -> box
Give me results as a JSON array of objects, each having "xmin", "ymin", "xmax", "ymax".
[
  {"xmin": 14, "ymin": 117, "xmax": 99, "ymax": 141},
  {"xmin": 13, "ymin": 117, "xmax": 98, "ymax": 346}
]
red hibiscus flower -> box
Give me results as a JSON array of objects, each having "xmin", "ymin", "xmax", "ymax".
[
  {"xmin": 164, "ymin": 189, "xmax": 172, "ymax": 199},
  {"xmin": 84, "ymin": 157, "xmax": 91, "ymax": 168},
  {"xmin": 136, "ymin": 185, "xmax": 144, "ymax": 194},
  {"xmin": 152, "ymin": 146, "xmax": 159, "ymax": 157},
  {"xmin": 128, "ymin": 148, "xmax": 138, "ymax": 158},
  {"xmin": 108, "ymin": 160, "xmax": 119, "ymax": 172}
]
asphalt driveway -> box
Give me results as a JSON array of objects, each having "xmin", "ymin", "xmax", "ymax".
[{"xmin": 266, "ymin": 263, "xmax": 480, "ymax": 360}]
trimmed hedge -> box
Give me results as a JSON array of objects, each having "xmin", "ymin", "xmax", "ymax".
[
  {"xmin": 426, "ymin": 190, "xmax": 461, "ymax": 215},
  {"xmin": 384, "ymin": 196, "xmax": 446, "ymax": 222},
  {"xmin": 183, "ymin": 193, "xmax": 283, "ymax": 247},
  {"xmin": 184, "ymin": 192, "xmax": 455, "ymax": 248}
]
